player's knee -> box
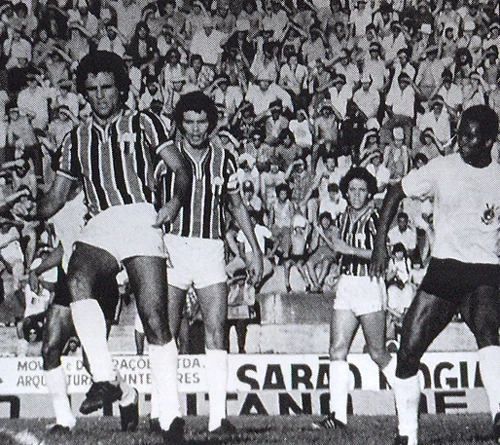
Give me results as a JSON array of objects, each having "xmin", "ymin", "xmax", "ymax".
[
  {"xmin": 140, "ymin": 312, "xmax": 172, "ymax": 345},
  {"xmin": 329, "ymin": 345, "xmax": 349, "ymax": 362},
  {"xmin": 395, "ymin": 350, "xmax": 420, "ymax": 379},
  {"xmin": 42, "ymin": 343, "xmax": 62, "ymax": 371},
  {"xmin": 367, "ymin": 346, "xmax": 390, "ymax": 367},
  {"xmin": 66, "ymin": 271, "xmax": 93, "ymax": 301}
]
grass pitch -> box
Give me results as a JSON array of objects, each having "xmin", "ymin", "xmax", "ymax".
[{"xmin": 0, "ymin": 414, "xmax": 498, "ymax": 445}]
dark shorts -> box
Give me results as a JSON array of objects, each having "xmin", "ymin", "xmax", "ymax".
[
  {"xmin": 52, "ymin": 267, "xmax": 120, "ymax": 321},
  {"xmin": 420, "ymin": 257, "xmax": 500, "ymax": 301}
]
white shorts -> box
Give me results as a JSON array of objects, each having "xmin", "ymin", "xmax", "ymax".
[
  {"xmin": 333, "ymin": 274, "xmax": 385, "ymax": 316},
  {"xmin": 164, "ymin": 234, "xmax": 226, "ymax": 290},
  {"xmin": 77, "ymin": 203, "xmax": 165, "ymax": 264}
]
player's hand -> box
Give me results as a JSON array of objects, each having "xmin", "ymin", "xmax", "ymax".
[
  {"xmin": 369, "ymin": 242, "xmax": 389, "ymax": 279},
  {"xmin": 247, "ymin": 252, "xmax": 263, "ymax": 287},
  {"xmin": 153, "ymin": 198, "xmax": 181, "ymax": 228}
]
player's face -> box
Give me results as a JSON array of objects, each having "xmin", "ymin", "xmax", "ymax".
[
  {"xmin": 458, "ymin": 119, "xmax": 492, "ymax": 165},
  {"xmin": 182, "ymin": 110, "xmax": 210, "ymax": 148},
  {"xmin": 346, "ymin": 178, "xmax": 370, "ymax": 210},
  {"xmin": 85, "ymin": 72, "xmax": 121, "ymax": 121}
]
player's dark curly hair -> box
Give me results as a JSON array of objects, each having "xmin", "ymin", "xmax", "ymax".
[
  {"xmin": 458, "ymin": 105, "xmax": 499, "ymax": 143},
  {"xmin": 339, "ymin": 167, "xmax": 378, "ymax": 200},
  {"xmin": 76, "ymin": 51, "xmax": 130, "ymax": 100},
  {"xmin": 173, "ymin": 91, "xmax": 219, "ymax": 135}
]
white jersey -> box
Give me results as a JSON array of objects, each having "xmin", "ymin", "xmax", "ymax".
[
  {"xmin": 402, "ymin": 153, "xmax": 500, "ymax": 264},
  {"xmin": 49, "ymin": 191, "xmax": 87, "ymax": 271}
]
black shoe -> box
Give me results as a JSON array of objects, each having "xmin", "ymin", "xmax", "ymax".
[
  {"xmin": 493, "ymin": 412, "xmax": 500, "ymax": 441},
  {"xmin": 311, "ymin": 412, "xmax": 346, "ymax": 430},
  {"xmin": 80, "ymin": 381, "xmax": 123, "ymax": 415},
  {"xmin": 210, "ymin": 419, "xmax": 237, "ymax": 439},
  {"xmin": 45, "ymin": 424, "xmax": 72, "ymax": 435},
  {"xmin": 119, "ymin": 388, "xmax": 139, "ymax": 432},
  {"xmin": 394, "ymin": 434, "xmax": 409, "ymax": 445},
  {"xmin": 150, "ymin": 417, "xmax": 161, "ymax": 433},
  {"xmin": 162, "ymin": 417, "xmax": 185, "ymax": 445}
]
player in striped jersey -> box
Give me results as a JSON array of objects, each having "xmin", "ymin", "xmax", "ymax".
[
  {"xmin": 159, "ymin": 91, "xmax": 263, "ymax": 436},
  {"xmin": 312, "ymin": 167, "xmax": 396, "ymax": 430},
  {"xmin": 37, "ymin": 51, "xmax": 190, "ymax": 445}
]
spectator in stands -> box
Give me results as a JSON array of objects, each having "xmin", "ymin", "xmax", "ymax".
[
  {"xmin": 384, "ymin": 127, "xmax": 410, "ymax": 185},
  {"xmin": 312, "ymin": 100, "xmax": 339, "ymax": 169},
  {"xmin": 284, "ymin": 212, "xmax": 312, "ymax": 293},
  {"xmin": 353, "ymin": 73, "xmax": 381, "ymax": 122},
  {"xmin": 388, "ymin": 212, "xmax": 417, "ymax": 260},
  {"xmin": 269, "ymin": 183, "xmax": 294, "ymax": 262},
  {"xmin": 260, "ymin": 155, "xmax": 285, "ymax": 210}
]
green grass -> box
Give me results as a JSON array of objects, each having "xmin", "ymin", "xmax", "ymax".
[{"xmin": 0, "ymin": 414, "xmax": 498, "ymax": 445}]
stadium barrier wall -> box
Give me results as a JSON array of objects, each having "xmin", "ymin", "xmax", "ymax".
[{"xmin": 0, "ymin": 352, "xmax": 490, "ymax": 418}]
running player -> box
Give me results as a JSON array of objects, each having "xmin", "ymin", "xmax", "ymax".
[{"xmin": 370, "ymin": 105, "xmax": 500, "ymax": 445}]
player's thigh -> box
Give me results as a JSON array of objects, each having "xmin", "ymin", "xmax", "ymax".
[
  {"xmin": 461, "ymin": 285, "xmax": 500, "ymax": 348},
  {"xmin": 196, "ymin": 282, "xmax": 228, "ymax": 334},
  {"xmin": 66, "ymin": 242, "xmax": 120, "ymax": 300},
  {"xmin": 398, "ymin": 291, "xmax": 455, "ymax": 366},
  {"xmin": 360, "ymin": 310, "xmax": 391, "ymax": 366},
  {"xmin": 329, "ymin": 309, "xmax": 359, "ymax": 360}
]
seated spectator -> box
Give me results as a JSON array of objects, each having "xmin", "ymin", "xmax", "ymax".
[
  {"xmin": 414, "ymin": 45, "xmax": 446, "ymax": 102},
  {"xmin": 417, "ymin": 95, "xmax": 451, "ymax": 146},
  {"xmin": 138, "ymin": 75, "xmax": 163, "ymax": 111},
  {"xmin": 208, "ymin": 75, "xmax": 244, "ymax": 120},
  {"xmin": 284, "ymin": 213, "xmax": 312, "ymax": 293},
  {"xmin": 384, "ymin": 127, "xmax": 410, "ymax": 185},
  {"xmin": 364, "ymin": 150, "xmax": 390, "ymax": 205},
  {"xmin": 216, "ymin": 127, "xmax": 240, "ymax": 158},
  {"xmin": 327, "ymin": 73, "xmax": 352, "ymax": 121},
  {"xmin": 288, "ymin": 109, "xmax": 313, "ymax": 154},
  {"xmin": 278, "ymin": 52, "xmax": 308, "ymax": 111},
  {"xmin": 413, "ymin": 128, "xmax": 445, "ymax": 161},
  {"xmin": 286, "ymin": 158, "xmax": 314, "ymax": 216},
  {"xmin": 307, "ymin": 211, "xmax": 339, "ymax": 293},
  {"xmin": 4, "ymin": 29, "xmax": 32, "ymax": 70},
  {"xmin": 264, "ymin": 100, "xmax": 289, "ymax": 145},
  {"xmin": 97, "ymin": 24, "xmax": 127, "ymax": 58},
  {"xmin": 128, "ymin": 21, "xmax": 158, "ymax": 73},
  {"xmin": 186, "ymin": 54, "xmax": 215, "ymax": 92},
  {"xmin": 312, "ymin": 100, "xmax": 339, "ymax": 169},
  {"xmin": 245, "ymin": 73, "xmax": 293, "ymax": 116},
  {"xmin": 269, "ymin": 183, "xmax": 295, "ymax": 262},
  {"xmin": 357, "ymin": 119, "xmax": 381, "ymax": 165},
  {"xmin": 260, "ymin": 156, "xmax": 285, "ymax": 210},
  {"xmin": 353, "ymin": 72, "xmax": 381, "ymax": 122},
  {"xmin": 241, "ymin": 180, "xmax": 262, "ymax": 213},
  {"xmin": 190, "ymin": 15, "xmax": 226, "ymax": 70},
  {"xmin": 274, "ymin": 128, "xmax": 302, "ymax": 170},
  {"xmin": 388, "ymin": 212, "xmax": 417, "ymax": 259},
  {"xmin": 237, "ymin": 154, "xmax": 260, "ymax": 197},
  {"xmin": 462, "ymin": 70, "xmax": 487, "ymax": 109},
  {"xmin": 318, "ymin": 182, "xmax": 347, "ymax": 222}
]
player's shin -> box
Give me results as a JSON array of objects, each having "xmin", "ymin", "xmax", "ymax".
[
  {"xmin": 70, "ymin": 299, "xmax": 116, "ymax": 382},
  {"xmin": 45, "ymin": 366, "xmax": 76, "ymax": 428},
  {"xmin": 478, "ymin": 345, "xmax": 500, "ymax": 419},
  {"xmin": 329, "ymin": 360, "xmax": 350, "ymax": 424},
  {"xmin": 393, "ymin": 374, "xmax": 420, "ymax": 445},
  {"xmin": 206, "ymin": 349, "xmax": 228, "ymax": 431}
]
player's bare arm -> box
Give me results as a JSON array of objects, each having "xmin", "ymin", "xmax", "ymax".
[{"xmin": 37, "ymin": 174, "xmax": 75, "ymax": 220}]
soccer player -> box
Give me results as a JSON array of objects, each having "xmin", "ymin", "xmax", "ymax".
[
  {"xmin": 38, "ymin": 51, "xmax": 190, "ymax": 444},
  {"xmin": 312, "ymin": 167, "xmax": 396, "ymax": 430},
  {"xmin": 370, "ymin": 104, "xmax": 500, "ymax": 445},
  {"xmin": 157, "ymin": 91, "xmax": 263, "ymax": 435},
  {"xmin": 34, "ymin": 187, "xmax": 138, "ymax": 434}
]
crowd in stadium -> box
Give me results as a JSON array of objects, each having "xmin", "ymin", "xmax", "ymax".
[{"xmin": 0, "ymin": 0, "xmax": 497, "ymax": 357}]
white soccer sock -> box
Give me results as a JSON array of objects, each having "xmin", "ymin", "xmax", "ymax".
[
  {"xmin": 149, "ymin": 341, "xmax": 181, "ymax": 430},
  {"xmin": 329, "ymin": 360, "xmax": 350, "ymax": 424},
  {"xmin": 45, "ymin": 366, "xmax": 76, "ymax": 429},
  {"xmin": 150, "ymin": 373, "xmax": 160, "ymax": 420},
  {"xmin": 382, "ymin": 355, "xmax": 397, "ymax": 389},
  {"xmin": 393, "ymin": 374, "xmax": 420, "ymax": 444},
  {"xmin": 478, "ymin": 346, "xmax": 500, "ymax": 419},
  {"xmin": 117, "ymin": 371, "xmax": 136, "ymax": 407},
  {"xmin": 70, "ymin": 299, "xmax": 115, "ymax": 382},
  {"xmin": 206, "ymin": 349, "xmax": 228, "ymax": 431}
]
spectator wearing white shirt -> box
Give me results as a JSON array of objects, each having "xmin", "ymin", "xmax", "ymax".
[
  {"xmin": 17, "ymin": 72, "xmax": 52, "ymax": 131},
  {"xmin": 353, "ymin": 72, "xmax": 380, "ymax": 121},
  {"xmin": 327, "ymin": 73, "xmax": 352, "ymax": 121},
  {"xmin": 245, "ymin": 73, "xmax": 293, "ymax": 116},
  {"xmin": 349, "ymin": 0, "xmax": 373, "ymax": 37},
  {"xmin": 417, "ymin": 95, "xmax": 451, "ymax": 146},
  {"xmin": 278, "ymin": 53, "xmax": 308, "ymax": 111},
  {"xmin": 189, "ymin": 15, "xmax": 226, "ymax": 68},
  {"xmin": 388, "ymin": 212, "xmax": 417, "ymax": 258}
]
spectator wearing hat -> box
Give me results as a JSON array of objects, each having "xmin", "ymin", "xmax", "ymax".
[
  {"xmin": 224, "ymin": 16, "xmax": 256, "ymax": 64},
  {"xmin": 463, "ymin": 70, "xmax": 487, "ymax": 109},
  {"xmin": 383, "ymin": 72, "xmax": 416, "ymax": 147},
  {"xmin": 286, "ymin": 157, "xmax": 314, "ymax": 215},
  {"xmin": 17, "ymin": 71, "xmax": 52, "ymax": 132},
  {"xmin": 279, "ymin": 53, "xmax": 308, "ymax": 110},
  {"xmin": 52, "ymin": 79, "xmax": 79, "ymax": 119},
  {"xmin": 97, "ymin": 24, "xmax": 127, "ymax": 57},
  {"xmin": 411, "ymin": 23, "xmax": 432, "ymax": 64},
  {"xmin": 417, "ymin": 95, "xmax": 451, "ymax": 146},
  {"xmin": 438, "ymin": 23, "xmax": 459, "ymax": 66},
  {"xmin": 327, "ymin": 73, "xmax": 352, "ymax": 121},
  {"xmin": 372, "ymin": 2, "xmax": 399, "ymax": 38},
  {"xmin": 361, "ymin": 41, "xmax": 386, "ymax": 92},
  {"xmin": 349, "ymin": 0, "xmax": 373, "ymax": 37},
  {"xmin": 313, "ymin": 100, "xmax": 339, "ymax": 170},
  {"xmin": 163, "ymin": 72, "xmax": 192, "ymax": 115},
  {"xmin": 208, "ymin": 75, "xmax": 244, "ymax": 119},
  {"xmin": 353, "ymin": 72, "xmax": 381, "ymax": 121},
  {"xmin": 331, "ymin": 48, "xmax": 360, "ymax": 93},
  {"xmin": 483, "ymin": 22, "xmax": 500, "ymax": 52},
  {"xmin": 458, "ymin": 0, "xmax": 489, "ymax": 37},
  {"xmin": 384, "ymin": 126, "xmax": 410, "ymax": 185},
  {"xmin": 240, "ymin": 179, "xmax": 262, "ymax": 213},
  {"xmin": 4, "ymin": 28, "xmax": 32, "ymax": 70},
  {"xmin": 481, "ymin": 45, "xmax": 500, "ymax": 90},
  {"xmin": 213, "ymin": 1, "xmax": 236, "ymax": 35},
  {"xmin": 381, "ymin": 20, "xmax": 409, "ymax": 64},
  {"xmin": 245, "ymin": 73, "xmax": 293, "ymax": 116},
  {"xmin": 326, "ymin": 20, "xmax": 354, "ymax": 63},
  {"xmin": 436, "ymin": 0, "xmax": 461, "ymax": 34},
  {"xmin": 189, "ymin": 15, "xmax": 227, "ymax": 69}
]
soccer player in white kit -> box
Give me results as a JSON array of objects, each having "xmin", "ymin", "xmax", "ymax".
[{"xmin": 371, "ymin": 105, "xmax": 500, "ymax": 445}]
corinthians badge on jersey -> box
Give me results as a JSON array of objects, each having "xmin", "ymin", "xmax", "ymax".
[{"xmin": 481, "ymin": 204, "xmax": 499, "ymax": 225}]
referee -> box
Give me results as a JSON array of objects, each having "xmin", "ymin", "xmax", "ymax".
[{"xmin": 38, "ymin": 51, "xmax": 190, "ymax": 445}]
